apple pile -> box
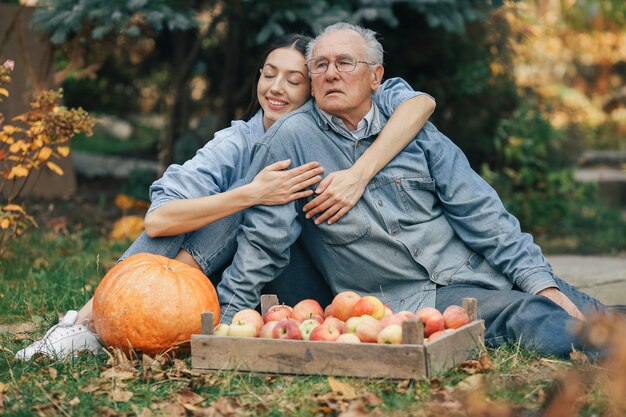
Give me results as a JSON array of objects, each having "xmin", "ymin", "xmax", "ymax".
[{"xmin": 215, "ymin": 291, "xmax": 471, "ymax": 344}]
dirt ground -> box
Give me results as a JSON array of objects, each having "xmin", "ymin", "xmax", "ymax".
[{"xmin": 25, "ymin": 176, "xmax": 134, "ymax": 236}]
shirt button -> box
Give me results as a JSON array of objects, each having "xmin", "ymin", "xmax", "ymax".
[
  {"xmin": 377, "ymin": 200, "xmax": 383, "ymax": 207},
  {"xmin": 413, "ymin": 249, "xmax": 419, "ymax": 257},
  {"xmin": 390, "ymin": 229, "xmax": 397, "ymax": 236}
]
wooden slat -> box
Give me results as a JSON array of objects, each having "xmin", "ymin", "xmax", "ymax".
[
  {"xmin": 201, "ymin": 311, "xmax": 215, "ymax": 335},
  {"xmin": 260, "ymin": 294, "xmax": 279, "ymax": 316},
  {"xmin": 424, "ymin": 320, "xmax": 485, "ymax": 377},
  {"xmin": 402, "ymin": 318, "xmax": 424, "ymax": 345},
  {"xmin": 462, "ymin": 297, "xmax": 478, "ymax": 321},
  {"xmin": 191, "ymin": 335, "xmax": 428, "ymax": 379}
]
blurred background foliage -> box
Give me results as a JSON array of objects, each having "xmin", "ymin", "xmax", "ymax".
[{"xmin": 6, "ymin": 0, "xmax": 625, "ymax": 252}]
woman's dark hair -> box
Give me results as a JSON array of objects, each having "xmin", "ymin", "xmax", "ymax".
[{"xmin": 245, "ymin": 33, "xmax": 312, "ymax": 120}]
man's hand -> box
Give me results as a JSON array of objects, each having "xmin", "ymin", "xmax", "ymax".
[
  {"xmin": 538, "ymin": 287, "xmax": 586, "ymax": 321},
  {"xmin": 302, "ymin": 167, "xmax": 367, "ymax": 225}
]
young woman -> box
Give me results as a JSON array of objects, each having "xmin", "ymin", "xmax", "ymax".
[{"xmin": 15, "ymin": 34, "xmax": 435, "ymax": 360}]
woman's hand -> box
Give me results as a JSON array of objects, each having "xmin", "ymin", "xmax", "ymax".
[
  {"xmin": 538, "ymin": 287, "xmax": 586, "ymax": 321},
  {"xmin": 302, "ymin": 167, "xmax": 367, "ymax": 225},
  {"xmin": 252, "ymin": 159, "xmax": 324, "ymax": 206}
]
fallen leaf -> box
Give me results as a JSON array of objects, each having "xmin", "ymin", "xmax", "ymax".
[
  {"xmin": 460, "ymin": 359, "xmax": 483, "ymax": 374},
  {"xmin": 109, "ymin": 215, "xmax": 145, "ymax": 240},
  {"xmin": 455, "ymin": 374, "xmax": 485, "ymax": 392},
  {"xmin": 361, "ymin": 392, "xmax": 383, "ymax": 406},
  {"xmin": 158, "ymin": 402, "xmax": 186, "ymax": 416},
  {"xmin": 136, "ymin": 407, "xmax": 153, "ymax": 417},
  {"xmin": 328, "ymin": 376, "xmax": 357, "ymax": 399},
  {"xmin": 0, "ymin": 392, "xmax": 4, "ymax": 411},
  {"xmin": 100, "ymin": 367, "xmax": 136, "ymax": 380},
  {"xmin": 68, "ymin": 396, "xmax": 80, "ymax": 406},
  {"xmin": 110, "ymin": 388, "xmax": 133, "ymax": 402},
  {"xmin": 176, "ymin": 389, "xmax": 205, "ymax": 406},
  {"xmin": 79, "ymin": 384, "xmax": 102, "ymax": 393},
  {"xmin": 212, "ymin": 397, "xmax": 240, "ymax": 415},
  {"xmin": 0, "ymin": 382, "xmax": 8, "ymax": 393},
  {"xmin": 479, "ymin": 353, "xmax": 494, "ymax": 371},
  {"xmin": 338, "ymin": 400, "xmax": 369, "ymax": 417},
  {"xmin": 48, "ymin": 367, "xmax": 58, "ymax": 379}
]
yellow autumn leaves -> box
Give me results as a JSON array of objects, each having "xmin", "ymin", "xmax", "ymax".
[{"xmin": 0, "ymin": 60, "xmax": 94, "ymax": 252}]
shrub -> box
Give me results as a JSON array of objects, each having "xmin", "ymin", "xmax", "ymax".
[{"xmin": 0, "ymin": 60, "xmax": 95, "ymax": 254}]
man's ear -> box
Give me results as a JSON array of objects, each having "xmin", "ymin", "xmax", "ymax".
[{"xmin": 370, "ymin": 64, "xmax": 384, "ymax": 90}]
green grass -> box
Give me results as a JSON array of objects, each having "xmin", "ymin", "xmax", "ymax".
[{"xmin": 0, "ymin": 229, "xmax": 622, "ymax": 416}]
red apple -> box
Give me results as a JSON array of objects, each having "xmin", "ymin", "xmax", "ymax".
[
  {"xmin": 380, "ymin": 313, "xmax": 410, "ymax": 329},
  {"xmin": 352, "ymin": 295, "xmax": 386, "ymax": 320},
  {"xmin": 336, "ymin": 333, "xmax": 362, "ymax": 343},
  {"xmin": 330, "ymin": 291, "xmax": 362, "ymax": 321},
  {"xmin": 443, "ymin": 305, "xmax": 471, "ymax": 329},
  {"xmin": 292, "ymin": 299, "xmax": 324, "ymax": 322},
  {"xmin": 227, "ymin": 321, "xmax": 257, "ymax": 338},
  {"xmin": 309, "ymin": 324, "xmax": 341, "ymax": 342},
  {"xmin": 427, "ymin": 330, "xmax": 447, "ymax": 342},
  {"xmin": 259, "ymin": 321, "xmax": 279, "ymax": 338},
  {"xmin": 324, "ymin": 303, "xmax": 335, "ymax": 318},
  {"xmin": 383, "ymin": 304, "xmax": 394, "ymax": 317},
  {"xmin": 272, "ymin": 319, "xmax": 302, "ymax": 340},
  {"xmin": 415, "ymin": 307, "xmax": 445, "ymax": 337},
  {"xmin": 232, "ymin": 309, "xmax": 264, "ymax": 335},
  {"xmin": 214, "ymin": 323, "xmax": 229, "ymax": 336},
  {"xmin": 377, "ymin": 324, "xmax": 403, "ymax": 344},
  {"xmin": 299, "ymin": 319, "xmax": 321, "ymax": 340},
  {"xmin": 355, "ymin": 315, "xmax": 383, "ymax": 343},
  {"xmin": 323, "ymin": 316, "xmax": 347, "ymax": 334},
  {"xmin": 263, "ymin": 304, "xmax": 293, "ymax": 323}
]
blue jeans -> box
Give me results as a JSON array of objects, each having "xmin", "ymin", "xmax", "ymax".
[
  {"xmin": 119, "ymin": 212, "xmax": 334, "ymax": 308},
  {"xmin": 435, "ymin": 277, "xmax": 606, "ymax": 357}
]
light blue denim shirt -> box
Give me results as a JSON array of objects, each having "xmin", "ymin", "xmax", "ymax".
[
  {"xmin": 217, "ymin": 100, "xmax": 558, "ymax": 322},
  {"xmin": 148, "ymin": 78, "xmax": 426, "ymax": 211}
]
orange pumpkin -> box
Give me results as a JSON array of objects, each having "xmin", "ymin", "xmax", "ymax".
[{"xmin": 93, "ymin": 253, "xmax": 220, "ymax": 355}]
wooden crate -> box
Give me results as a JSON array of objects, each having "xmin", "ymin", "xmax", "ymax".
[{"xmin": 191, "ymin": 296, "xmax": 485, "ymax": 379}]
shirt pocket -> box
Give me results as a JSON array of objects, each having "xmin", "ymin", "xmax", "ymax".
[
  {"xmin": 312, "ymin": 202, "xmax": 371, "ymax": 245},
  {"xmin": 398, "ymin": 177, "xmax": 439, "ymax": 222}
]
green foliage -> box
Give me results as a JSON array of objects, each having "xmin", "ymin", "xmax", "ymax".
[
  {"xmin": 32, "ymin": 0, "xmax": 198, "ymax": 44},
  {"xmin": 481, "ymin": 100, "xmax": 626, "ymax": 253},
  {"xmin": 563, "ymin": 0, "xmax": 626, "ymax": 28}
]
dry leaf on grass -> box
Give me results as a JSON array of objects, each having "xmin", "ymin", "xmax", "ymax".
[
  {"xmin": 176, "ymin": 389, "xmax": 205, "ymax": 406},
  {"xmin": 47, "ymin": 367, "xmax": 58, "ymax": 380},
  {"xmin": 110, "ymin": 388, "xmax": 134, "ymax": 402},
  {"xmin": 100, "ymin": 367, "xmax": 136, "ymax": 380},
  {"xmin": 338, "ymin": 400, "xmax": 370, "ymax": 417},
  {"xmin": 109, "ymin": 215, "xmax": 145, "ymax": 240},
  {"xmin": 155, "ymin": 402, "xmax": 186, "ymax": 417},
  {"xmin": 455, "ymin": 374, "xmax": 485, "ymax": 393},
  {"xmin": 328, "ymin": 376, "xmax": 357, "ymax": 399}
]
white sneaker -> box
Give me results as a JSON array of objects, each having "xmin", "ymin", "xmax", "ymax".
[{"xmin": 15, "ymin": 310, "xmax": 103, "ymax": 360}]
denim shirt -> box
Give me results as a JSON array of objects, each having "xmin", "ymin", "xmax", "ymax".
[
  {"xmin": 217, "ymin": 100, "xmax": 558, "ymax": 322},
  {"xmin": 148, "ymin": 78, "xmax": 426, "ymax": 211}
]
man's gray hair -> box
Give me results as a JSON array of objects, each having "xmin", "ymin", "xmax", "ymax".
[{"xmin": 306, "ymin": 22, "xmax": 384, "ymax": 65}]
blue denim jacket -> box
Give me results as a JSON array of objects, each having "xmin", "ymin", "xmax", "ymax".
[
  {"xmin": 148, "ymin": 78, "xmax": 426, "ymax": 211},
  {"xmin": 217, "ymin": 100, "xmax": 558, "ymax": 322}
]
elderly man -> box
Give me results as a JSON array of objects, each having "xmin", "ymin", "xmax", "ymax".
[{"xmin": 217, "ymin": 22, "xmax": 606, "ymax": 357}]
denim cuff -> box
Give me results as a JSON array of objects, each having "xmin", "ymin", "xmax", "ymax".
[{"xmin": 515, "ymin": 268, "xmax": 558, "ymax": 294}]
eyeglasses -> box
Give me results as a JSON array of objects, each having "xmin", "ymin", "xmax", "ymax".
[{"xmin": 306, "ymin": 56, "xmax": 376, "ymax": 74}]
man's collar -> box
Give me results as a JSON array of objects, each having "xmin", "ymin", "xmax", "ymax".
[{"xmin": 314, "ymin": 102, "xmax": 384, "ymax": 140}]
